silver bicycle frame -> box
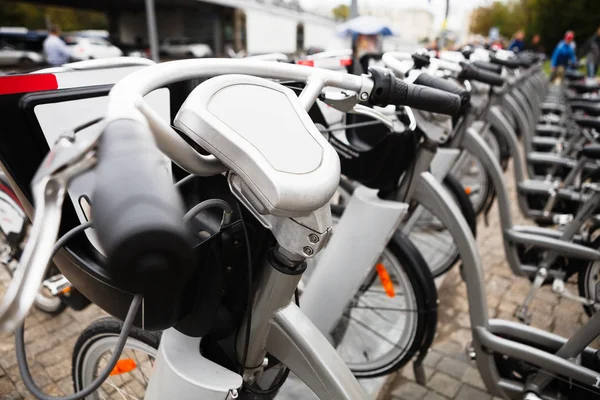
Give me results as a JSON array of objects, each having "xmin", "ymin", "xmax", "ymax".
[{"xmin": 3, "ymin": 59, "xmax": 375, "ymax": 400}]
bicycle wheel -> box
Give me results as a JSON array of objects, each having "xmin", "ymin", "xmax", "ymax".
[
  {"xmin": 578, "ymin": 228, "xmax": 600, "ymax": 316},
  {"xmin": 302, "ymin": 206, "xmax": 437, "ymax": 379},
  {"xmin": 407, "ymin": 175, "xmax": 477, "ymax": 277},
  {"xmin": 0, "ymin": 181, "xmax": 66, "ymax": 314},
  {"xmin": 454, "ymin": 149, "xmax": 491, "ymax": 215},
  {"xmin": 72, "ymin": 317, "xmax": 160, "ymax": 400}
]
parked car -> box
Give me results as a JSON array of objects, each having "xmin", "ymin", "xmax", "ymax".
[
  {"xmin": 159, "ymin": 38, "xmax": 213, "ymax": 58},
  {"xmin": 0, "ymin": 41, "xmax": 44, "ymax": 67},
  {"xmin": 63, "ymin": 36, "xmax": 123, "ymax": 60},
  {"xmin": 0, "ymin": 28, "xmax": 45, "ymax": 67}
]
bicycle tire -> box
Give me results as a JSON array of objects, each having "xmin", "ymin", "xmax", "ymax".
[
  {"xmin": 328, "ymin": 205, "xmax": 437, "ymax": 378},
  {"xmin": 72, "ymin": 317, "xmax": 161, "ymax": 398},
  {"xmin": 490, "ymin": 125, "xmax": 511, "ymax": 172},
  {"xmin": 577, "ymin": 229, "xmax": 600, "ymax": 317}
]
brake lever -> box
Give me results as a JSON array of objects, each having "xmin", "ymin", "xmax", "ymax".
[{"xmin": 0, "ymin": 134, "xmax": 98, "ymax": 332}]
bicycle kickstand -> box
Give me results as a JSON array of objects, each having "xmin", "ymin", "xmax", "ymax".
[{"xmin": 515, "ymin": 267, "xmax": 548, "ymax": 325}]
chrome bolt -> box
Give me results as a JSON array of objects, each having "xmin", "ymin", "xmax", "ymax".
[
  {"xmin": 303, "ymin": 246, "xmax": 314, "ymax": 256},
  {"xmin": 360, "ymin": 92, "xmax": 369, "ymax": 100},
  {"xmin": 226, "ymin": 266, "xmax": 233, "ymax": 272},
  {"xmin": 308, "ymin": 233, "xmax": 319, "ymax": 244},
  {"xmin": 262, "ymin": 357, "xmax": 269, "ymax": 367}
]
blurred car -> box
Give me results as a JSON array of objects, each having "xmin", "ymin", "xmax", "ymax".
[
  {"xmin": 159, "ymin": 38, "xmax": 213, "ymax": 58},
  {"xmin": 0, "ymin": 41, "xmax": 44, "ymax": 67},
  {"xmin": 0, "ymin": 28, "xmax": 45, "ymax": 67},
  {"xmin": 63, "ymin": 36, "xmax": 123, "ymax": 60}
]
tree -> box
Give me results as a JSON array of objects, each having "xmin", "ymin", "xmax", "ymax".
[
  {"xmin": 0, "ymin": 0, "xmax": 107, "ymax": 31},
  {"xmin": 469, "ymin": 0, "xmax": 600, "ymax": 54},
  {"xmin": 469, "ymin": 1, "xmax": 526, "ymax": 39},
  {"xmin": 332, "ymin": 4, "xmax": 350, "ymax": 21}
]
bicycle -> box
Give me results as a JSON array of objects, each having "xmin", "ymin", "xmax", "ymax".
[{"xmin": 0, "ymin": 58, "xmax": 459, "ymax": 399}]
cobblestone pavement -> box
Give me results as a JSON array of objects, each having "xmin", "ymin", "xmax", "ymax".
[
  {"xmin": 380, "ymin": 162, "xmax": 594, "ymax": 400},
  {"xmin": 0, "ymin": 160, "xmax": 593, "ymax": 399}
]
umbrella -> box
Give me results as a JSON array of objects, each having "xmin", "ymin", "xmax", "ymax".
[{"xmin": 336, "ymin": 16, "xmax": 395, "ymax": 37}]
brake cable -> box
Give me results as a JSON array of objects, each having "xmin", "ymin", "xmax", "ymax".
[{"xmin": 15, "ymin": 220, "xmax": 142, "ymax": 400}]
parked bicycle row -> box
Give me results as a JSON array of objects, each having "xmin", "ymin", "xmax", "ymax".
[{"xmin": 0, "ymin": 42, "xmax": 599, "ymax": 400}]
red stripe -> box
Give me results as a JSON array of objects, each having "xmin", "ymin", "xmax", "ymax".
[
  {"xmin": 0, "ymin": 74, "xmax": 58, "ymax": 95},
  {"xmin": 0, "ymin": 182, "xmax": 23, "ymax": 209}
]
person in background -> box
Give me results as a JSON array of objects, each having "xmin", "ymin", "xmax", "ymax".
[
  {"xmin": 550, "ymin": 31, "xmax": 577, "ymax": 82},
  {"xmin": 508, "ymin": 30, "xmax": 525, "ymax": 53},
  {"xmin": 528, "ymin": 34, "xmax": 544, "ymax": 54},
  {"xmin": 581, "ymin": 26, "xmax": 600, "ymax": 78},
  {"xmin": 43, "ymin": 25, "xmax": 71, "ymax": 66}
]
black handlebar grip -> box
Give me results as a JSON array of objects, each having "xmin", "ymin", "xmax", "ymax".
[
  {"xmin": 367, "ymin": 68, "xmax": 461, "ymax": 115},
  {"xmin": 413, "ymin": 72, "xmax": 470, "ymax": 110},
  {"xmin": 93, "ymin": 119, "xmax": 194, "ymax": 295},
  {"xmin": 472, "ymin": 61, "xmax": 502, "ymax": 75},
  {"xmin": 459, "ymin": 62, "xmax": 505, "ymax": 87},
  {"xmin": 489, "ymin": 56, "xmax": 520, "ymax": 69}
]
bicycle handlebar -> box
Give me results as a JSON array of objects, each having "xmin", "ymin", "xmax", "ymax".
[
  {"xmin": 92, "ymin": 119, "xmax": 195, "ymax": 294},
  {"xmin": 472, "ymin": 61, "xmax": 503, "ymax": 75},
  {"xmin": 459, "ymin": 62, "xmax": 505, "ymax": 87},
  {"xmin": 368, "ymin": 67, "xmax": 461, "ymax": 116},
  {"xmin": 413, "ymin": 72, "xmax": 470, "ymax": 110}
]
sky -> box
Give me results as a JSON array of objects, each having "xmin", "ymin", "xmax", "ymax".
[{"xmin": 300, "ymin": 0, "xmax": 502, "ymax": 33}]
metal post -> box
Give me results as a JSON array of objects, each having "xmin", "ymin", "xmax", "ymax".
[
  {"xmin": 439, "ymin": 0, "xmax": 450, "ymax": 50},
  {"xmin": 145, "ymin": 0, "xmax": 160, "ymax": 62},
  {"xmin": 350, "ymin": 0, "xmax": 359, "ymax": 18}
]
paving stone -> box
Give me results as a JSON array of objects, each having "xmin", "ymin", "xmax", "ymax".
[
  {"xmin": 7, "ymin": 364, "xmax": 50, "ymax": 388},
  {"xmin": 449, "ymin": 329, "xmax": 473, "ymax": 347},
  {"xmin": 40, "ymin": 313, "xmax": 73, "ymax": 334},
  {"xmin": 0, "ymin": 376, "xmax": 20, "ymax": 397},
  {"xmin": 45, "ymin": 359, "xmax": 72, "ymax": 381},
  {"xmin": 423, "ymin": 391, "xmax": 447, "ymax": 400},
  {"xmin": 461, "ymin": 367, "xmax": 487, "ymax": 391},
  {"xmin": 436, "ymin": 357, "xmax": 469, "ymax": 379},
  {"xmin": 56, "ymin": 377, "xmax": 73, "ymax": 396},
  {"xmin": 434, "ymin": 341, "xmax": 463, "ymax": 358},
  {"xmin": 455, "ymin": 384, "xmax": 492, "ymax": 400},
  {"xmin": 391, "ymin": 381, "xmax": 429, "ymax": 400},
  {"xmin": 422, "ymin": 351, "xmax": 443, "ymax": 368},
  {"xmin": 427, "ymin": 372, "xmax": 461, "ymax": 398}
]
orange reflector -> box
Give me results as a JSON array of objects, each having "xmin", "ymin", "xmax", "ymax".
[
  {"xmin": 375, "ymin": 263, "xmax": 395, "ymax": 298},
  {"xmin": 340, "ymin": 57, "xmax": 352, "ymax": 66},
  {"xmin": 110, "ymin": 359, "xmax": 137, "ymax": 376},
  {"xmin": 464, "ymin": 186, "xmax": 472, "ymax": 195},
  {"xmin": 296, "ymin": 60, "xmax": 314, "ymax": 67},
  {"xmin": 60, "ymin": 286, "xmax": 71, "ymax": 295}
]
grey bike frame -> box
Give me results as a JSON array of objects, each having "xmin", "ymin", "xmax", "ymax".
[
  {"xmin": 462, "ymin": 128, "xmax": 600, "ymax": 278},
  {"xmin": 439, "ymin": 130, "xmax": 600, "ymax": 399}
]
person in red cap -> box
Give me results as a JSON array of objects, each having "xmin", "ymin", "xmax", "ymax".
[{"xmin": 550, "ymin": 30, "xmax": 577, "ymax": 81}]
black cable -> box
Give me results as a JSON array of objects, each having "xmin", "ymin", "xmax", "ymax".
[
  {"xmin": 16, "ymin": 294, "xmax": 142, "ymax": 400},
  {"xmin": 184, "ymin": 199, "xmax": 234, "ymax": 224},
  {"xmin": 174, "ymin": 173, "xmax": 195, "ymax": 189},
  {"xmin": 72, "ymin": 118, "xmax": 103, "ymax": 135},
  {"xmin": 236, "ymin": 201, "xmax": 253, "ymax": 377},
  {"xmin": 236, "ymin": 201, "xmax": 291, "ymax": 395},
  {"xmin": 52, "ymin": 221, "xmax": 93, "ymax": 254}
]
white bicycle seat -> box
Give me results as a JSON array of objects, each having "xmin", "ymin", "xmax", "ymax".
[{"xmin": 174, "ymin": 74, "xmax": 340, "ymax": 217}]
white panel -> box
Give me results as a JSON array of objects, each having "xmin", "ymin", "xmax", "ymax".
[
  {"xmin": 245, "ymin": 10, "xmax": 297, "ymax": 54},
  {"xmin": 34, "ymin": 89, "xmax": 170, "ymax": 254}
]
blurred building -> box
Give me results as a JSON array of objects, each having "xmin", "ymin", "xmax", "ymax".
[
  {"xmin": 9, "ymin": 0, "xmax": 339, "ymax": 56},
  {"xmin": 114, "ymin": 0, "xmax": 339, "ymax": 55}
]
